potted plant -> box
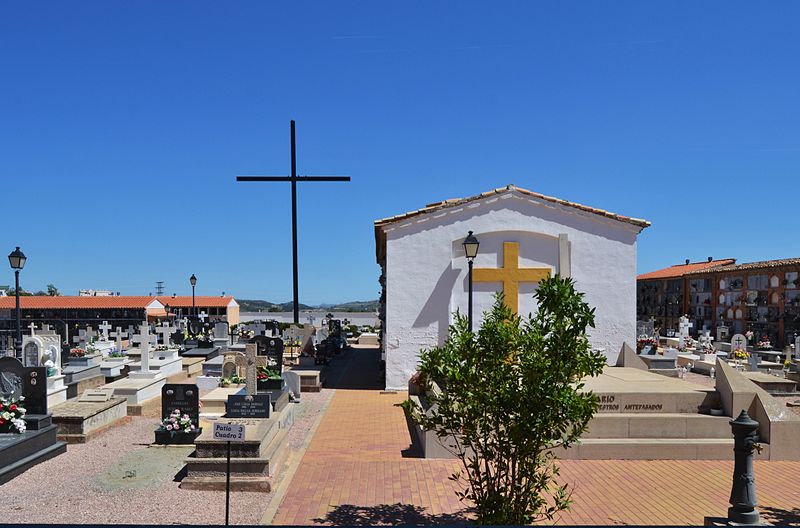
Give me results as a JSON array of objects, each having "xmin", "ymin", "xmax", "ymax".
[
  {"xmin": 0, "ymin": 396, "xmax": 27, "ymax": 433},
  {"xmin": 257, "ymin": 364, "xmax": 283, "ymax": 390},
  {"xmin": 154, "ymin": 408, "xmax": 201, "ymax": 445}
]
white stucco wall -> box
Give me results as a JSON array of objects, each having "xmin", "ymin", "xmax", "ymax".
[{"xmin": 381, "ymin": 191, "xmax": 642, "ymax": 390}]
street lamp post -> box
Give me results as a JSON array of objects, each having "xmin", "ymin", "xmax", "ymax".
[
  {"xmin": 462, "ymin": 232, "xmax": 479, "ymax": 333},
  {"xmin": 8, "ymin": 247, "xmax": 27, "ymax": 360},
  {"xmin": 190, "ymin": 274, "xmax": 197, "ymax": 317}
]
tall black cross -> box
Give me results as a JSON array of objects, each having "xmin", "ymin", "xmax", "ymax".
[{"xmin": 237, "ymin": 120, "xmax": 350, "ymax": 324}]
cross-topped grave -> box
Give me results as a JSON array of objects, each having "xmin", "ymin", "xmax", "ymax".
[
  {"xmin": 72, "ymin": 329, "xmax": 90, "ymax": 349},
  {"xmin": 156, "ymin": 322, "xmax": 176, "ymax": 347},
  {"xmin": 731, "ymin": 333, "xmax": 748, "ymax": 352},
  {"xmin": 28, "ymin": 322, "xmax": 37, "ymax": 336},
  {"xmin": 98, "ymin": 321, "xmax": 112, "ymax": 341},
  {"xmin": 130, "ymin": 323, "xmax": 158, "ymax": 378},
  {"xmin": 678, "ymin": 315, "xmax": 693, "ymax": 348},
  {"xmin": 84, "ymin": 326, "xmax": 98, "ymax": 342},
  {"xmin": 197, "ymin": 311, "xmax": 208, "ymax": 323},
  {"xmin": 472, "ymin": 241, "xmax": 550, "ymax": 315},
  {"xmin": 236, "ymin": 120, "xmax": 350, "ymax": 324},
  {"xmin": 245, "ymin": 343, "xmax": 258, "ymax": 396},
  {"xmin": 110, "ymin": 327, "xmax": 128, "ymax": 355}
]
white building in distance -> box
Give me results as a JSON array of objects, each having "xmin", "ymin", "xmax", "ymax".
[{"xmin": 374, "ymin": 184, "xmax": 650, "ymax": 390}]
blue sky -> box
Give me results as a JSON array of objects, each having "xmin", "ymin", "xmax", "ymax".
[{"xmin": 1, "ymin": 2, "xmax": 799, "ymax": 303}]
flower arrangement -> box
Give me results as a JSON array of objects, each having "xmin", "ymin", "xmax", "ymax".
[
  {"xmin": 677, "ymin": 336, "xmax": 694, "ymax": 352},
  {"xmin": 636, "ymin": 336, "xmax": 658, "ymax": 350},
  {"xmin": 86, "ymin": 343, "xmax": 97, "ymax": 354},
  {"xmin": 108, "ymin": 350, "xmax": 126, "ymax": 358},
  {"xmin": 745, "ymin": 330, "xmax": 754, "ymax": 342},
  {"xmin": 0, "ymin": 396, "xmax": 27, "ymax": 434},
  {"xmin": 757, "ymin": 338, "xmax": 772, "ymax": 350},
  {"xmin": 158, "ymin": 408, "xmax": 196, "ymax": 436},
  {"xmin": 219, "ymin": 375, "xmax": 245, "ymax": 387},
  {"xmin": 257, "ymin": 365, "xmax": 281, "ymax": 381},
  {"xmin": 69, "ymin": 348, "xmax": 86, "ymax": 358},
  {"xmin": 196, "ymin": 333, "xmax": 212, "ymax": 343},
  {"xmin": 733, "ymin": 349, "xmax": 750, "ymax": 361}
]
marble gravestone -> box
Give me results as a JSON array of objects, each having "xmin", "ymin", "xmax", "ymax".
[
  {"xmin": 162, "ymin": 384, "xmax": 200, "ymax": 426},
  {"xmin": 253, "ymin": 336, "xmax": 284, "ymax": 376},
  {"xmin": 731, "ymin": 334, "xmax": 748, "ymax": 352},
  {"xmin": 0, "ymin": 357, "xmax": 47, "ymax": 415},
  {"xmin": 214, "ymin": 322, "xmax": 228, "ymax": 339}
]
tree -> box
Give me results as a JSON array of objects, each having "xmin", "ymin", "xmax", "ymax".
[
  {"xmin": 46, "ymin": 284, "xmax": 60, "ymax": 296},
  {"xmin": 401, "ymin": 275, "xmax": 606, "ymax": 525}
]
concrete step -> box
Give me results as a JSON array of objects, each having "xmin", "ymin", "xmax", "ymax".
[
  {"xmin": 560, "ymin": 437, "xmax": 759, "ymax": 460},
  {"xmin": 583, "ymin": 413, "xmax": 732, "ymax": 439}
]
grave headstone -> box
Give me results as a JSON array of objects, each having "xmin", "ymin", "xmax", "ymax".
[
  {"xmin": 245, "ymin": 343, "xmax": 257, "ymax": 396},
  {"xmin": 98, "ymin": 321, "xmax": 112, "ymax": 341},
  {"xmin": 161, "ymin": 383, "xmax": 200, "ymax": 426},
  {"xmin": 110, "ymin": 327, "xmax": 128, "ymax": 355},
  {"xmin": 214, "ymin": 322, "xmax": 228, "ymax": 339},
  {"xmin": 0, "ymin": 357, "xmax": 47, "ymax": 414},
  {"xmin": 250, "ymin": 323, "xmax": 266, "ymax": 337},
  {"xmin": 84, "ymin": 327, "xmax": 98, "ymax": 342},
  {"xmin": 731, "ymin": 334, "xmax": 748, "ymax": 352},
  {"xmin": 283, "ymin": 370, "xmax": 301, "ymax": 401},
  {"xmin": 156, "ymin": 322, "xmax": 176, "ymax": 347},
  {"xmin": 226, "ymin": 394, "xmax": 271, "ymax": 418},
  {"xmin": 253, "ymin": 336, "xmax": 284, "ymax": 376},
  {"xmin": 131, "ymin": 322, "xmax": 158, "ymax": 377},
  {"xmin": 748, "ymin": 353, "xmax": 760, "ymax": 372},
  {"xmin": 72, "ymin": 329, "xmax": 90, "ymax": 349},
  {"xmin": 23, "ymin": 340, "xmax": 41, "ymax": 368}
]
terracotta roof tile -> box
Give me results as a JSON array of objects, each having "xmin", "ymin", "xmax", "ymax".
[
  {"xmin": 685, "ymin": 257, "xmax": 800, "ymax": 275},
  {"xmin": 637, "ymin": 259, "xmax": 736, "ymax": 281},
  {"xmin": 0, "ymin": 296, "xmax": 157, "ymax": 310}
]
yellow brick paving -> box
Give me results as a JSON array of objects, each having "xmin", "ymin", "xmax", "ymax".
[{"xmin": 272, "ymin": 350, "xmax": 800, "ymax": 525}]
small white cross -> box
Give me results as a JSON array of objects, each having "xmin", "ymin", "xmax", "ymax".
[
  {"xmin": 198, "ymin": 311, "xmax": 208, "ymax": 323},
  {"xmin": 156, "ymin": 322, "xmax": 176, "ymax": 347},
  {"xmin": 28, "ymin": 322, "xmax": 37, "ymax": 336},
  {"xmin": 98, "ymin": 321, "xmax": 112, "ymax": 340},
  {"xmin": 110, "ymin": 326, "xmax": 128, "ymax": 354},
  {"xmin": 84, "ymin": 326, "xmax": 98, "ymax": 342}
]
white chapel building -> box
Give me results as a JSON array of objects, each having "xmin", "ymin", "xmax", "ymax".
[{"xmin": 374, "ymin": 184, "xmax": 650, "ymax": 390}]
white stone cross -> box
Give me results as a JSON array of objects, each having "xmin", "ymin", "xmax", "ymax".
[
  {"xmin": 678, "ymin": 316, "xmax": 693, "ymax": 348},
  {"xmin": 84, "ymin": 326, "xmax": 98, "ymax": 342},
  {"xmin": 110, "ymin": 326, "xmax": 128, "ymax": 355},
  {"xmin": 73, "ymin": 329, "xmax": 89, "ymax": 348},
  {"xmin": 98, "ymin": 321, "xmax": 112, "ymax": 340},
  {"xmin": 131, "ymin": 323, "xmax": 158, "ymax": 373},
  {"xmin": 156, "ymin": 322, "xmax": 176, "ymax": 347},
  {"xmin": 28, "ymin": 322, "xmax": 37, "ymax": 336},
  {"xmin": 197, "ymin": 311, "xmax": 208, "ymax": 323}
]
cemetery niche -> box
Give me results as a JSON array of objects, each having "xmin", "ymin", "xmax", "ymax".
[{"xmin": 155, "ymin": 384, "xmax": 201, "ymax": 445}]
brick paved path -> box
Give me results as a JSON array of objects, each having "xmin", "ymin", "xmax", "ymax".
[{"xmin": 272, "ymin": 348, "xmax": 800, "ymax": 525}]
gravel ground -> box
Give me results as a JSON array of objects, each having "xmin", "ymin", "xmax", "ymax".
[{"xmin": 1, "ymin": 388, "xmax": 334, "ymax": 525}]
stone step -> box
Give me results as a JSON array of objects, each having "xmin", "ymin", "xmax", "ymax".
[
  {"xmin": 583, "ymin": 413, "xmax": 732, "ymax": 439},
  {"xmin": 559, "ymin": 437, "xmax": 771, "ymax": 460}
]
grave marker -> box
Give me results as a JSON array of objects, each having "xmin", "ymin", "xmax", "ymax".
[
  {"xmin": 131, "ymin": 323, "xmax": 158, "ymax": 376},
  {"xmin": 98, "ymin": 321, "xmax": 112, "ymax": 340},
  {"xmin": 0, "ymin": 357, "xmax": 47, "ymax": 415},
  {"xmin": 110, "ymin": 327, "xmax": 128, "ymax": 355},
  {"xmin": 161, "ymin": 383, "xmax": 199, "ymax": 426}
]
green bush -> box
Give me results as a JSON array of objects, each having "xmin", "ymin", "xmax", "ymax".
[{"xmin": 402, "ymin": 275, "xmax": 606, "ymax": 524}]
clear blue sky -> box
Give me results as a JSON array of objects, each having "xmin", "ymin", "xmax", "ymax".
[{"xmin": 2, "ymin": 2, "xmax": 799, "ymax": 303}]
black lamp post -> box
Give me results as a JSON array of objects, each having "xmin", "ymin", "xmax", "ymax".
[
  {"xmin": 462, "ymin": 231, "xmax": 479, "ymax": 333},
  {"xmin": 189, "ymin": 274, "xmax": 197, "ymax": 317},
  {"xmin": 8, "ymin": 247, "xmax": 27, "ymax": 360}
]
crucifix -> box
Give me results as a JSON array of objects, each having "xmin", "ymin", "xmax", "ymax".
[
  {"xmin": 473, "ymin": 242, "xmax": 551, "ymax": 314},
  {"xmin": 236, "ymin": 120, "xmax": 350, "ymax": 324}
]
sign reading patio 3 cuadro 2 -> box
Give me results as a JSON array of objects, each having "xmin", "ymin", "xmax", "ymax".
[{"xmin": 212, "ymin": 422, "xmax": 246, "ymax": 442}]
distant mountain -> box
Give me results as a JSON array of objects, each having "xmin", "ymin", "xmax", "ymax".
[{"xmin": 238, "ymin": 299, "xmax": 378, "ymax": 313}]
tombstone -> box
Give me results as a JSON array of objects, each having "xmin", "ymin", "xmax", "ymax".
[
  {"xmin": 250, "ymin": 323, "xmax": 266, "ymax": 337},
  {"xmin": 717, "ymin": 323, "xmax": 729, "ymax": 342},
  {"xmin": 253, "ymin": 336, "xmax": 284, "ymax": 376},
  {"xmin": 283, "ymin": 370, "xmax": 301, "ymax": 402},
  {"xmin": 109, "ymin": 327, "xmax": 128, "ymax": 355},
  {"xmin": 161, "ymin": 383, "xmax": 200, "ymax": 426},
  {"xmin": 23, "ymin": 340, "xmax": 41, "ymax": 368},
  {"xmin": 214, "ymin": 322, "xmax": 229, "ymax": 339},
  {"xmin": 39, "ymin": 324, "xmax": 55, "ymax": 335},
  {"xmin": 156, "ymin": 322, "xmax": 176, "ymax": 347},
  {"xmin": 130, "ymin": 322, "xmax": 158, "ymax": 379},
  {"xmin": 0, "ymin": 357, "xmax": 47, "ymax": 415},
  {"xmin": 98, "ymin": 321, "xmax": 112, "ymax": 341},
  {"xmin": 221, "ymin": 352, "xmax": 247, "ymax": 381},
  {"xmin": 245, "ymin": 343, "xmax": 257, "ymax": 396},
  {"xmin": 731, "ymin": 334, "xmax": 748, "ymax": 352},
  {"xmin": 84, "ymin": 326, "xmax": 98, "ymax": 342},
  {"xmin": 748, "ymin": 353, "xmax": 760, "ymax": 372},
  {"xmin": 678, "ymin": 315, "xmax": 693, "ymax": 349},
  {"xmin": 265, "ymin": 321, "xmax": 279, "ymax": 337},
  {"xmin": 225, "ymin": 393, "xmax": 271, "ymax": 418},
  {"xmin": 72, "ymin": 329, "xmax": 90, "ymax": 349}
]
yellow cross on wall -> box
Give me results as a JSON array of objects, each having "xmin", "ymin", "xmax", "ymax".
[{"xmin": 473, "ymin": 242, "xmax": 551, "ymax": 314}]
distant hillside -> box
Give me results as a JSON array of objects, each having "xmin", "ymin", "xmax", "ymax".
[{"xmin": 238, "ymin": 299, "xmax": 378, "ymax": 313}]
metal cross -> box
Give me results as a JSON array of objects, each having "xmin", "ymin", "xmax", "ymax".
[{"xmin": 236, "ymin": 120, "xmax": 350, "ymax": 324}]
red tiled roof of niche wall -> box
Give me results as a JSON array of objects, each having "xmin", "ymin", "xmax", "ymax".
[
  {"xmin": 0, "ymin": 296, "xmax": 156, "ymax": 310},
  {"xmin": 637, "ymin": 259, "xmax": 736, "ymax": 281}
]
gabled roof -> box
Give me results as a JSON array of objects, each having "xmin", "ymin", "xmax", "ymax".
[
  {"xmin": 156, "ymin": 296, "xmax": 238, "ymax": 308},
  {"xmin": 374, "ymin": 184, "xmax": 650, "ymax": 265},
  {"xmin": 685, "ymin": 257, "xmax": 800, "ymax": 275},
  {"xmin": 374, "ymin": 184, "xmax": 651, "ymax": 229},
  {"xmin": 637, "ymin": 259, "xmax": 736, "ymax": 281}
]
